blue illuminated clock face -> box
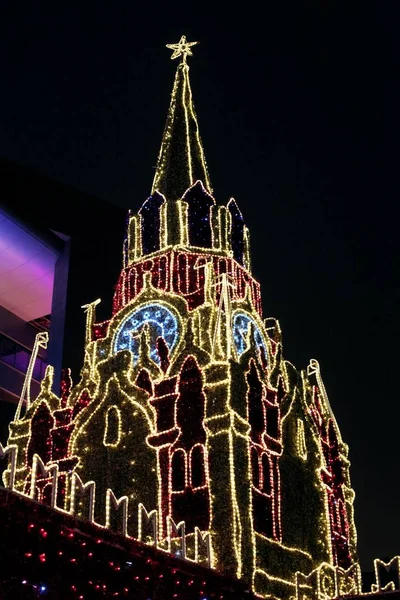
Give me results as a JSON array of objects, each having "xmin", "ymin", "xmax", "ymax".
[
  {"xmin": 232, "ymin": 312, "xmax": 268, "ymax": 360},
  {"xmin": 113, "ymin": 303, "xmax": 179, "ymax": 365}
]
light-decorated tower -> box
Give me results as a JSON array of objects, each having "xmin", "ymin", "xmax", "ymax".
[{"xmin": 2, "ymin": 37, "xmax": 360, "ymax": 600}]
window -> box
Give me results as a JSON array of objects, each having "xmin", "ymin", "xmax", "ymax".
[
  {"xmin": 0, "ymin": 333, "xmax": 47, "ymax": 381},
  {"xmin": 14, "ymin": 347, "xmax": 30, "ymax": 373},
  {"xmin": 251, "ymin": 446, "xmax": 260, "ymax": 488},
  {"xmin": 338, "ymin": 500, "xmax": 347, "ymax": 534},
  {"xmin": 266, "ymin": 405, "xmax": 279, "ymax": 439},
  {"xmin": 0, "ymin": 337, "xmax": 16, "ymax": 367},
  {"xmin": 191, "ymin": 445, "xmax": 206, "ymax": 488},
  {"xmin": 103, "ymin": 406, "xmax": 122, "ymax": 448},
  {"xmin": 261, "ymin": 453, "xmax": 271, "ymax": 494},
  {"xmin": 171, "ymin": 450, "xmax": 186, "ymax": 491}
]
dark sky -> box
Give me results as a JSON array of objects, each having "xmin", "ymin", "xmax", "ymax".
[{"xmin": 0, "ymin": 1, "xmax": 396, "ymax": 572}]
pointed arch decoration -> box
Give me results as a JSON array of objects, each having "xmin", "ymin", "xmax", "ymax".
[
  {"xmin": 27, "ymin": 402, "xmax": 54, "ymax": 466},
  {"xmin": 139, "ymin": 192, "xmax": 166, "ymax": 255},
  {"xmin": 183, "ymin": 181, "xmax": 214, "ymax": 248},
  {"xmin": 190, "ymin": 444, "xmax": 206, "ymax": 489}
]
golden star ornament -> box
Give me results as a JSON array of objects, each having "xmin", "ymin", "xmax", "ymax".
[{"xmin": 166, "ymin": 35, "xmax": 198, "ymax": 63}]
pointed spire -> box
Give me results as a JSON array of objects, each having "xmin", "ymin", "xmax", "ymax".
[{"xmin": 151, "ymin": 36, "xmax": 212, "ymax": 201}]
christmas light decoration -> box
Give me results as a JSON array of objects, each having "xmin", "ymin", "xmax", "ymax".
[
  {"xmin": 371, "ymin": 556, "xmax": 400, "ymax": 593},
  {"xmin": 0, "ymin": 443, "xmax": 17, "ymax": 490},
  {"xmin": 166, "ymin": 35, "xmax": 199, "ymax": 63},
  {"xmin": 167, "ymin": 516, "xmax": 186, "ymax": 556},
  {"xmin": 14, "ymin": 331, "xmax": 49, "ymax": 420},
  {"xmin": 294, "ymin": 561, "xmax": 361, "ymax": 600},
  {"xmin": 105, "ymin": 489, "xmax": 129, "ymax": 536},
  {"xmin": 113, "ymin": 302, "xmax": 180, "ymax": 365},
  {"xmin": 30, "ymin": 454, "xmax": 59, "ymax": 507},
  {"xmin": 138, "ymin": 502, "xmax": 158, "ymax": 545},
  {"xmin": 69, "ymin": 473, "xmax": 96, "ymax": 522},
  {"xmin": 296, "ymin": 418, "xmax": 307, "ymax": 461},
  {"xmin": 0, "ymin": 487, "xmax": 254, "ymax": 599},
  {"xmin": 0, "ymin": 35, "xmax": 360, "ymax": 600}
]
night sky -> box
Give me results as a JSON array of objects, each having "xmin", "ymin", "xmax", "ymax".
[{"xmin": 0, "ymin": 1, "xmax": 396, "ymax": 572}]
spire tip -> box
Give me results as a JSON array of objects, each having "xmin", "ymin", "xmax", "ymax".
[{"xmin": 166, "ymin": 35, "xmax": 199, "ymax": 64}]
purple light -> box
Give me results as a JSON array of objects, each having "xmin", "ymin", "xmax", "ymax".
[{"xmin": 0, "ymin": 210, "xmax": 57, "ymax": 321}]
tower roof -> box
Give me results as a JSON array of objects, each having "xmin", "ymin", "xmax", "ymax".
[{"xmin": 151, "ymin": 36, "xmax": 212, "ymax": 201}]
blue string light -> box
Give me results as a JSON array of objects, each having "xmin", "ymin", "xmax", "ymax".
[{"xmin": 114, "ymin": 303, "xmax": 179, "ymax": 365}]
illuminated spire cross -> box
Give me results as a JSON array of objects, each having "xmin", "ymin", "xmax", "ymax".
[{"xmin": 166, "ymin": 35, "xmax": 198, "ymax": 64}]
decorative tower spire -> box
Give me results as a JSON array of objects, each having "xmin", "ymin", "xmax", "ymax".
[{"xmin": 151, "ymin": 35, "xmax": 212, "ymax": 201}]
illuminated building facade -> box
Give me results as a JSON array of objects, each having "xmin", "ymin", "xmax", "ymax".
[
  {"xmin": 2, "ymin": 38, "xmax": 360, "ymax": 599},
  {"xmin": 0, "ymin": 203, "xmax": 66, "ymax": 443}
]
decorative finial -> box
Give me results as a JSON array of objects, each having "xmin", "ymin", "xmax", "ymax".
[{"xmin": 166, "ymin": 35, "xmax": 198, "ymax": 64}]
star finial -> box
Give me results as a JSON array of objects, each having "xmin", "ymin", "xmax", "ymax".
[{"xmin": 166, "ymin": 35, "xmax": 198, "ymax": 64}]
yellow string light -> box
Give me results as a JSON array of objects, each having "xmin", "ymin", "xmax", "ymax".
[
  {"xmin": 0, "ymin": 38, "xmax": 361, "ymax": 600},
  {"xmin": 166, "ymin": 35, "xmax": 198, "ymax": 64}
]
